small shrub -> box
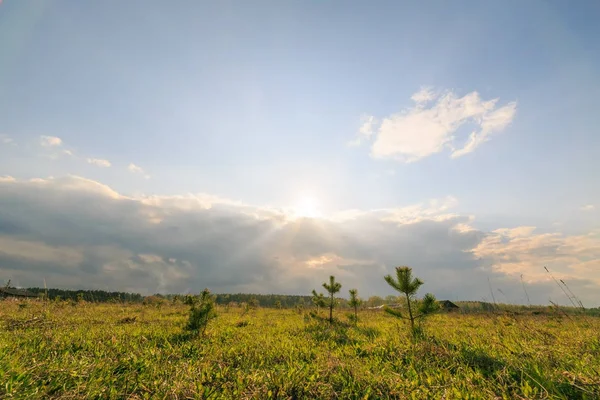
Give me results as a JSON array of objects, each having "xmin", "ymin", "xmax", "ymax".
[
  {"xmin": 347, "ymin": 312, "xmax": 358, "ymax": 324},
  {"xmin": 185, "ymin": 289, "xmax": 217, "ymax": 336}
]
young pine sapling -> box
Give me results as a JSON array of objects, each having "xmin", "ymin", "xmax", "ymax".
[
  {"xmin": 323, "ymin": 275, "xmax": 342, "ymax": 324},
  {"xmin": 383, "ymin": 266, "xmax": 439, "ymax": 337},
  {"xmin": 348, "ymin": 288, "xmax": 362, "ymax": 325},
  {"xmin": 186, "ymin": 288, "xmax": 217, "ymax": 336},
  {"xmin": 311, "ymin": 290, "xmax": 327, "ymax": 314}
]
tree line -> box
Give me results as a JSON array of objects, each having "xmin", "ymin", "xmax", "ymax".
[
  {"xmin": 15, "ymin": 287, "xmax": 397, "ymax": 309},
  {"xmin": 23, "ymin": 287, "xmax": 144, "ymax": 303},
  {"xmin": 15, "ymin": 287, "xmax": 419, "ymax": 308}
]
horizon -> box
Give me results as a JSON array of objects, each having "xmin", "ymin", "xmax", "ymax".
[
  {"xmin": 11, "ymin": 285, "xmax": 595, "ymax": 309},
  {"xmin": 1, "ymin": 1, "xmax": 599, "ymax": 306}
]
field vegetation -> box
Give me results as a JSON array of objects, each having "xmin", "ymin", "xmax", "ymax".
[{"xmin": 1, "ymin": 293, "xmax": 599, "ymax": 399}]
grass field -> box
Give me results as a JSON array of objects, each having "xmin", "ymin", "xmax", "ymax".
[{"xmin": 1, "ymin": 301, "xmax": 599, "ymax": 399}]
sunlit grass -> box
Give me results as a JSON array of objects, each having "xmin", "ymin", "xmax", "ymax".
[{"xmin": 1, "ymin": 301, "xmax": 598, "ymax": 399}]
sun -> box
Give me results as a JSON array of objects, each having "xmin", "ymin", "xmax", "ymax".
[{"xmin": 293, "ymin": 195, "xmax": 322, "ymax": 218}]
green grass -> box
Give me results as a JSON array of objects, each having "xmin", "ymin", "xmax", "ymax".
[{"xmin": 1, "ymin": 301, "xmax": 599, "ymax": 399}]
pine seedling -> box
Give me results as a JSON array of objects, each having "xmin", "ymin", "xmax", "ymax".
[
  {"xmin": 186, "ymin": 288, "xmax": 217, "ymax": 336},
  {"xmin": 348, "ymin": 288, "xmax": 362, "ymax": 324},
  {"xmin": 322, "ymin": 275, "xmax": 342, "ymax": 324},
  {"xmin": 383, "ymin": 266, "xmax": 439, "ymax": 337}
]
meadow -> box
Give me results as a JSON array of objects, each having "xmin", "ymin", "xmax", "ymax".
[{"xmin": 1, "ymin": 300, "xmax": 599, "ymax": 399}]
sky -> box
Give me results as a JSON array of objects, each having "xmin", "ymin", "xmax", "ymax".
[{"xmin": 0, "ymin": 0, "xmax": 599, "ymax": 305}]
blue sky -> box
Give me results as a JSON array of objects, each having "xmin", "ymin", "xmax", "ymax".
[{"xmin": 0, "ymin": 1, "xmax": 599, "ymax": 303}]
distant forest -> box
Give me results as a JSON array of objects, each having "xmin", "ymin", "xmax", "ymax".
[
  {"xmin": 22, "ymin": 287, "xmax": 315, "ymax": 307},
  {"xmin": 20, "ymin": 287, "xmax": 374, "ymax": 308},
  {"xmin": 15, "ymin": 287, "xmax": 600, "ymax": 315},
  {"xmin": 24, "ymin": 287, "xmax": 144, "ymax": 303}
]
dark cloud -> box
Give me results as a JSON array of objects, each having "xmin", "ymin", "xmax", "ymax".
[{"xmin": 0, "ymin": 176, "xmax": 598, "ymax": 306}]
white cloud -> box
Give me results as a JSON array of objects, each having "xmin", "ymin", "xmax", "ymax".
[
  {"xmin": 410, "ymin": 86, "xmax": 437, "ymax": 104},
  {"xmin": 580, "ymin": 204, "xmax": 595, "ymax": 212},
  {"xmin": 0, "ymin": 176, "xmax": 16, "ymax": 183},
  {"xmin": 0, "ymin": 134, "xmax": 14, "ymax": 145},
  {"xmin": 353, "ymin": 88, "xmax": 517, "ymax": 162},
  {"xmin": 63, "ymin": 150, "xmax": 74, "ymax": 156},
  {"xmin": 16, "ymin": 175, "xmax": 122, "ymax": 199},
  {"xmin": 128, "ymin": 163, "xmax": 143, "ymax": 173},
  {"xmin": 128, "ymin": 163, "xmax": 150, "ymax": 178},
  {"xmin": 87, "ymin": 158, "xmax": 112, "ymax": 168},
  {"xmin": 473, "ymin": 227, "xmax": 600, "ymax": 288},
  {"xmin": 348, "ymin": 115, "xmax": 378, "ymax": 146},
  {"xmin": 40, "ymin": 135, "xmax": 62, "ymax": 147},
  {"xmin": 380, "ymin": 196, "xmax": 459, "ymax": 225}
]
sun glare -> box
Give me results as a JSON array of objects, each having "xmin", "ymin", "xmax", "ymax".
[{"xmin": 293, "ymin": 195, "xmax": 322, "ymax": 218}]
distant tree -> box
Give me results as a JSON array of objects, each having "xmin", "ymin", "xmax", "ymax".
[
  {"xmin": 383, "ymin": 266, "xmax": 439, "ymax": 337},
  {"xmin": 222, "ymin": 294, "xmax": 230, "ymax": 307},
  {"xmin": 367, "ymin": 296, "xmax": 384, "ymax": 307},
  {"xmin": 322, "ymin": 275, "xmax": 342, "ymax": 324},
  {"xmin": 143, "ymin": 295, "xmax": 164, "ymax": 308},
  {"xmin": 186, "ymin": 289, "xmax": 217, "ymax": 336},
  {"xmin": 311, "ymin": 290, "xmax": 327, "ymax": 313},
  {"xmin": 274, "ymin": 300, "xmax": 282, "ymax": 309},
  {"xmin": 348, "ymin": 288, "xmax": 362, "ymax": 324},
  {"xmin": 385, "ymin": 295, "xmax": 398, "ymax": 304},
  {"xmin": 248, "ymin": 297, "xmax": 259, "ymax": 309}
]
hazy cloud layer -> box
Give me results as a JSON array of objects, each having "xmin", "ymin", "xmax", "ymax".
[
  {"xmin": 0, "ymin": 176, "xmax": 597, "ymax": 305},
  {"xmin": 353, "ymin": 88, "xmax": 517, "ymax": 162}
]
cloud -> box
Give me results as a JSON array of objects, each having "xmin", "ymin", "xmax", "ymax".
[
  {"xmin": 128, "ymin": 163, "xmax": 144, "ymax": 173},
  {"xmin": 128, "ymin": 163, "xmax": 150, "ymax": 179},
  {"xmin": 472, "ymin": 227, "xmax": 600, "ymax": 300},
  {"xmin": 0, "ymin": 236, "xmax": 84, "ymax": 268},
  {"xmin": 0, "ymin": 175, "xmax": 16, "ymax": 183},
  {"xmin": 87, "ymin": 158, "xmax": 112, "ymax": 168},
  {"xmin": 348, "ymin": 115, "xmax": 378, "ymax": 146},
  {"xmin": 0, "ymin": 176, "xmax": 597, "ymax": 305},
  {"xmin": 410, "ymin": 86, "xmax": 437, "ymax": 104},
  {"xmin": 352, "ymin": 88, "xmax": 517, "ymax": 162},
  {"xmin": 40, "ymin": 135, "xmax": 63, "ymax": 147},
  {"xmin": 580, "ymin": 204, "xmax": 595, "ymax": 212},
  {"xmin": 0, "ymin": 134, "xmax": 14, "ymax": 145}
]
